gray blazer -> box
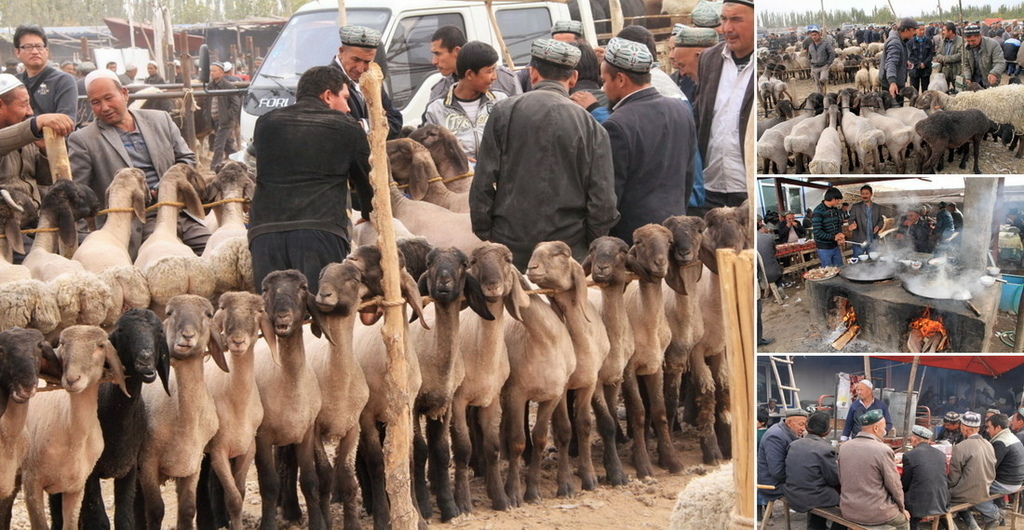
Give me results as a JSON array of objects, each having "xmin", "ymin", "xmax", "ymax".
[{"xmin": 69, "ymin": 108, "xmax": 195, "ymax": 209}]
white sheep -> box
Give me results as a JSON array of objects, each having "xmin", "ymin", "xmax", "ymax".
[
  {"xmin": 0, "ymin": 279, "xmax": 60, "ymax": 335},
  {"xmin": 944, "ymin": 84, "xmax": 1024, "ymax": 137},
  {"xmin": 859, "ymin": 99, "xmax": 916, "ymax": 173},
  {"xmin": 408, "ymin": 124, "xmax": 474, "ymax": 194},
  {"xmin": 72, "ymin": 168, "xmax": 148, "ymax": 273},
  {"xmin": 22, "ymin": 325, "xmax": 128, "ymax": 530},
  {"xmin": 388, "ymin": 138, "xmax": 470, "ymax": 213},
  {"xmin": 869, "ymin": 62, "xmax": 881, "ymax": 90},
  {"xmin": 927, "ymin": 71, "xmax": 949, "ymax": 93},
  {"xmin": 350, "ymin": 215, "xmax": 415, "ymax": 248},
  {"xmin": 389, "ymin": 182, "xmax": 484, "ymax": 254},
  {"xmin": 866, "ymin": 42, "xmax": 884, "ymax": 57},
  {"xmin": 855, "ymin": 62, "xmax": 872, "ymax": 93},
  {"xmin": 22, "ymin": 181, "xmax": 98, "ymax": 282},
  {"xmin": 668, "ymin": 464, "xmax": 735, "ymax": 530},
  {"xmin": 757, "ymin": 112, "xmax": 813, "ymax": 174},
  {"xmin": 839, "ymin": 105, "xmax": 885, "ymax": 173},
  {"xmin": 660, "ymin": 0, "xmax": 699, "ymax": 14},
  {"xmin": 201, "ymin": 161, "xmax": 254, "ymax": 257},
  {"xmin": 784, "ymin": 111, "xmax": 830, "ymax": 173},
  {"xmin": 204, "ymin": 236, "xmax": 254, "ymax": 296},
  {"xmin": 808, "ymin": 105, "xmax": 844, "ymax": 174}
]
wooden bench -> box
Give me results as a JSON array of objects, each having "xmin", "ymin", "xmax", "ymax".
[
  {"xmin": 946, "ymin": 487, "xmax": 1024, "ymax": 530},
  {"xmin": 808, "ymin": 506, "xmax": 903, "ymax": 530}
]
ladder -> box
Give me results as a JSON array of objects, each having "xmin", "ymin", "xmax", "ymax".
[{"xmin": 769, "ymin": 356, "xmax": 802, "ymax": 410}]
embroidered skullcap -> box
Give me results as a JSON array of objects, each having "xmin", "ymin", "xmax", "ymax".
[
  {"xmin": 911, "ymin": 425, "xmax": 933, "ymax": 439},
  {"xmin": 551, "ymin": 20, "xmax": 584, "ymax": 37},
  {"xmin": 84, "ymin": 68, "xmax": 121, "ymax": 91},
  {"xmin": 961, "ymin": 412, "xmax": 982, "ymax": 428},
  {"xmin": 672, "ymin": 23, "xmax": 686, "ymax": 36},
  {"xmin": 603, "ymin": 37, "xmax": 654, "ymax": 73},
  {"xmin": 222, "ymin": 61, "xmax": 233, "ymax": 72},
  {"xmin": 785, "ymin": 408, "xmax": 809, "ymax": 418},
  {"xmin": 675, "ymin": 26, "xmax": 719, "ymax": 47},
  {"xmin": 339, "ymin": 25, "xmax": 382, "ymax": 48},
  {"xmin": 0, "ymin": 73, "xmax": 24, "ymax": 97},
  {"xmin": 211, "ymin": 61, "xmax": 225, "ymax": 70},
  {"xmin": 943, "ymin": 411, "xmax": 961, "ymax": 423},
  {"xmin": 723, "ymin": 0, "xmax": 753, "ymax": 6},
  {"xmin": 857, "ymin": 379, "xmax": 874, "ymax": 389},
  {"xmin": 691, "ymin": 0, "xmax": 723, "ymax": 28},
  {"xmin": 861, "ymin": 409, "xmax": 884, "ymax": 426},
  {"xmin": 964, "ymin": 24, "xmax": 982, "ymax": 36},
  {"xmin": 530, "ymin": 38, "xmax": 581, "ymax": 68}
]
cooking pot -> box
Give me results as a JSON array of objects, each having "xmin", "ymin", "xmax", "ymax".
[{"xmin": 840, "ymin": 261, "xmax": 899, "ymax": 282}]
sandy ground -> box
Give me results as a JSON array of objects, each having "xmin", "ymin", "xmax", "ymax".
[
  {"xmin": 756, "ymin": 74, "xmax": 1024, "ymax": 175},
  {"xmin": 3, "ymin": 422, "xmax": 714, "ymax": 529}
]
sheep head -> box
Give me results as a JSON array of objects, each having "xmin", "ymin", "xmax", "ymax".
[
  {"xmin": 56, "ymin": 325, "xmax": 126, "ymax": 397},
  {"xmin": 213, "ymin": 292, "xmax": 265, "ymax": 358},
  {"xmin": 107, "ymin": 168, "xmax": 149, "ymax": 223},
  {"xmin": 0, "ymin": 328, "xmax": 54, "ymax": 408},
  {"xmin": 582, "ymin": 236, "xmax": 629, "ymax": 286},
  {"xmin": 699, "ymin": 203, "xmax": 752, "ymax": 275},
  {"xmin": 158, "ymin": 164, "xmax": 206, "ymax": 220},
  {"xmin": 163, "ymin": 295, "xmax": 227, "ymax": 373},
  {"xmin": 470, "ymin": 243, "xmax": 529, "ymax": 322},
  {"xmin": 206, "ymin": 161, "xmax": 255, "ymax": 204},
  {"xmin": 109, "ymin": 309, "xmax": 171, "ymax": 395},
  {"xmin": 662, "ymin": 215, "xmax": 706, "ymax": 295},
  {"xmin": 527, "ymin": 241, "xmax": 590, "ymax": 323},
  {"xmin": 1, "ymin": 188, "xmax": 32, "ymax": 256},
  {"xmin": 346, "ymin": 245, "xmax": 428, "ymax": 328},
  {"xmin": 259, "ymin": 270, "xmax": 310, "ymax": 364},
  {"xmin": 419, "ymin": 247, "xmax": 493, "ymax": 320},
  {"xmin": 387, "ymin": 139, "xmax": 440, "ymax": 201},
  {"xmin": 408, "ymin": 124, "xmax": 471, "ymax": 177},
  {"xmin": 41, "ymin": 180, "xmax": 100, "ymax": 249},
  {"xmin": 628, "ymin": 224, "xmax": 674, "ymax": 283},
  {"xmin": 397, "ymin": 237, "xmax": 434, "ymax": 282}
]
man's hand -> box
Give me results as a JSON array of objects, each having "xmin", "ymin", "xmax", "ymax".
[
  {"xmin": 988, "ymin": 73, "xmax": 998, "ymax": 86},
  {"xmin": 570, "ymin": 91, "xmax": 599, "ymax": 110},
  {"xmin": 594, "ymin": 46, "xmax": 606, "ymax": 63},
  {"xmin": 35, "ymin": 114, "xmax": 74, "ymax": 137},
  {"xmin": 889, "ymin": 82, "xmax": 899, "ymax": 97},
  {"xmin": 903, "ymin": 510, "xmax": 911, "ymax": 523},
  {"xmin": 849, "ymin": 221, "xmax": 858, "ymax": 232},
  {"xmin": 873, "ymin": 225, "xmax": 881, "ymax": 234},
  {"xmin": 835, "ymin": 233, "xmax": 845, "ymax": 243}
]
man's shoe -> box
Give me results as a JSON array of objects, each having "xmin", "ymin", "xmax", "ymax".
[{"xmin": 758, "ymin": 337, "xmax": 776, "ymax": 347}]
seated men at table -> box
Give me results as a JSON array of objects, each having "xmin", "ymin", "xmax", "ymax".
[
  {"xmin": 762, "ymin": 398, "xmax": 781, "ymax": 428},
  {"xmin": 976, "ymin": 413, "xmax": 1024, "ymax": 526},
  {"xmin": 840, "ymin": 379, "xmax": 893, "ymax": 441},
  {"xmin": 812, "ymin": 187, "xmax": 846, "ymax": 268},
  {"xmin": 777, "ymin": 211, "xmax": 806, "ymax": 244},
  {"xmin": 948, "ymin": 412, "xmax": 997, "ymax": 530},
  {"xmin": 838, "ymin": 409, "xmax": 911, "ymax": 529},
  {"xmin": 981, "ymin": 408, "xmax": 1000, "ymax": 439},
  {"xmin": 896, "ymin": 209, "xmax": 933, "ymax": 253},
  {"xmin": 758, "ymin": 409, "xmax": 808, "ymax": 509},
  {"xmin": 785, "ymin": 412, "xmax": 845, "ymax": 530},
  {"xmin": 935, "ymin": 412, "xmax": 966, "ymax": 445},
  {"xmin": 902, "ymin": 426, "xmax": 950, "ymax": 530},
  {"xmin": 1011, "ymin": 409, "xmax": 1024, "ymax": 444}
]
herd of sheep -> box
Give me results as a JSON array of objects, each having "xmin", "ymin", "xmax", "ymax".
[
  {"xmin": 0, "ymin": 125, "xmax": 747, "ymax": 529},
  {"xmin": 757, "ymin": 41, "xmax": 1024, "ymax": 174}
]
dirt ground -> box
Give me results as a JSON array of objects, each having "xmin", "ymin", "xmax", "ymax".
[
  {"xmin": 756, "ymin": 74, "xmax": 1024, "ymax": 175},
  {"xmin": 3, "ymin": 424, "xmax": 714, "ymax": 529}
]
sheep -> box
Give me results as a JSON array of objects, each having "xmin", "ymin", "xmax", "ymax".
[
  {"xmin": 98, "ymin": 266, "xmax": 152, "ymax": 326},
  {"xmin": 808, "ymin": 104, "xmax": 844, "ymax": 174},
  {"xmin": 388, "ymin": 179, "xmax": 484, "ymax": 254},
  {"xmin": 915, "ymin": 89, "xmax": 950, "ymax": 112},
  {"xmin": 757, "ymin": 100, "xmax": 795, "ymax": 140},
  {"xmin": 388, "ymin": 138, "xmax": 470, "ymax": 213},
  {"xmin": 865, "ymin": 42, "xmax": 883, "ymax": 57},
  {"xmin": 451, "ymin": 242, "xmax": 528, "ymax": 513},
  {"xmin": 49, "ymin": 309, "xmax": 170, "ymax": 530},
  {"xmin": 72, "ymin": 168, "xmax": 148, "ymax": 273},
  {"xmin": 526, "ymin": 241, "xmax": 625, "ymax": 492},
  {"xmin": 839, "ymin": 92, "xmax": 885, "ymax": 173},
  {"xmin": 842, "ymin": 46, "xmax": 864, "ymax": 57},
  {"xmin": 0, "ymin": 280, "xmax": 60, "ymax": 335},
  {"xmin": 204, "ymin": 236, "xmax": 254, "ymax": 297},
  {"xmin": 868, "ymin": 61, "xmax": 881, "ymax": 90},
  {"xmin": 0, "ymin": 188, "xmax": 33, "ymax": 284},
  {"xmin": 757, "ymin": 70, "xmax": 776, "ymax": 110},
  {"xmin": 621, "ymin": 225, "xmax": 684, "ymax": 476},
  {"xmin": 942, "ymin": 84, "xmax": 1024, "ymax": 159},
  {"xmin": 137, "ymin": 295, "xmax": 229, "ymax": 530},
  {"xmin": 854, "ymin": 62, "xmax": 872, "ymax": 92},
  {"xmin": 783, "ymin": 110, "xmax": 830, "ymax": 173},
  {"xmin": 201, "ymin": 292, "xmax": 265, "ymax": 530},
  {"xmin": 915, "ymin": 109, "xmax": 996, "ymax": 174},
  {"xmin": 927, "ymin": 70, "xmax": 949, "ymax": 93},
  {"xmin": 857, "ymin": 93, "xmax": 916, "ymax": 172},
  {"xmin": 667, "ymin": 463, "xmax": 735, "ymax": 530},
  {"xmin": 250, "ymin": 271, "xmax": 327, "ymax": 530},
  {"xmin": 408, "ymin": 124, "xmax": 473, "ymax": 193},
  {"xmin": 770, "ymin": 78, "xmax": 793, "ymax": 106},
  {"xmin": 899, "ymin": 86, "xmax": 919, "ymax": 107},
  {"xmin": 350, "ymin": 216, "xmax": 415, "ymax": 248},
  {"xmin": 22, "ymin": 181, "xmax": 100, "ymax": 282},
  {"xmin": 757, "ymin": 110, "xmax": 814, "ymax": 174},
  {"xmin": 201, "ymin": 161, "xmax": 254, "ymax": 257},
  {"xmin": 22, "ymin": 325, "xmax": 127, "ymax": 530}
]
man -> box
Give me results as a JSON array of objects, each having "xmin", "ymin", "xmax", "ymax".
[
  {"xmin": 694, "ymin": 0, "xmax": 754, "ymax": 212},
  {"xmin": 427, "ymin": 25, "xmax": 520, "ymax": 109},
  {"xmin": 144, "ymin": 61, "xmax": 165, "ymax": 85},
  {"xmin": 976, "ymin": 414, "xmax": 1024, "ymax": 527},
  {"xmin": 848, "ymin": 184, "xmax": 883, "ymax": 255},
  {"xmin": 12, "ymin": 25, "xmax": 77, "ymax": 120},
  {"xmin": 806, "ymin": 26, "xmax": 836, "ymax": 94},
  {"xmin": 249, "ymin": 66, "xmax": 373, "ymax": 294},
  {"xmin": 762, "ymin": 398, "xmax": 781, "ymax": 427},
  {"xmin": 615, "ymin": 25, "xmax": 689, "ymax": 105},
  {"xmin": 880, "ymin": 19, "xmax": 919, "ymax": 101},
  {"xmin": 551, "ymin": 20, "xmax": 583, "ymax": 44},
  {"xmin": 470, "ymin": 39, "xmax": 618, "ymax": 270},
  {"xmin": 0, "ymin": 74, "xmax": 73, "ymax": 210},
  {"xmin": 901, "ymin": 426, "xmax": 950, "ymax": 530},
  {"xmin": 599, "ymin": 37, "xmax": 694, "ymax": 245},
  {"xmin": 329, "ymin": 26, "xmax": 402, "ymax": 139},
  {"xmin": 205, "ymin": 62, "xmax": 241, "ymax": 169},
  {"xmin": 119, "ymin": 63, "xmax": 137, "ymax": 86},
  {"xmin": 757, "ymin": 409, "xmax": 808, "ymax": 506},
  {"xmin": 948, "ymin": 202, "xmax": 964, "ymax": 231},
  {"xmin": 69, "ymin": 69, "xmax": 208, "ymax": 256},
  {"xmin": 935, "ymin": 201, "xmax": 954, "ymax": 240},
  {"xmin": 964, "ymin": 24, "xmax": 1006, "ymax": 89},
  {"xmin": 936, "ymin": 411, "xmax": 966, "ymax": 444},
  {"xmin": 802, "ymin": 208, "xmax": 814, "ymax": 230},
  {"xmin": 896, "ymin": 209, "xmax": 933, "ymax": 253},
  {"xmin": 839, "ymin": 202, "xmax": 851, "ymax": 221},
  {"xmin": 841, "ymin": 379, "xmax": 893, "ymax": 441},
  {"xmin": 948, "ymin": 412, "xmax": 997, "ymax": 530},
  {"xmin": 60, "ymin": 61, "xmax": 76, "ymax": 76},
  {"xmin": 1011, "ymin": 409, "xmax": 1024, "ymax": 444},
  {"xmin": 811, "ymin": 187, "xmax": 845, "ymax": 268},
  {"xmin": 776, "ymin": 211, "xmax": 805, "ymax": 244},
  {"xmin": 424, "ymin": 41, "xmax": 507, "ymax": 159},
  {"xmin": 908, "ymin": 25, "xmax": 935, "ymax": 93},
  {"xmin": 672, "ymin": 26, "xmax": 719, "ymax": 101},
  {"xmin": 838, "ymin": 409, "xmax": 910, "ymax": 529},
  {"xmin": 785, "ymin": 411, "xmax": 843, "ymax": 530},
  {"xmin": 1004, "ymin": 32, "xmax": 1021, "ymax": 76},
  {"xmin": 106, "ymin": 61, "xmax": 118, "ymax": 72}
]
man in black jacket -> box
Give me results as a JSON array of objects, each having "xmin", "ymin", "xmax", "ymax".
[
  {"xmin": 248, "ymin": 66, "xmax": 374, "ymax": 293},
  {"xmin": 902, "ymin": 426, "xmax": 950, "ymax": 529},
  {"xmin": 977, "ymin": 414, "xmax": 1024, "ymax": 526},
  {"xmin": 206, "ymin": 62, "xmax": 240, "ymax": 168},
  {"xmin": 329, "ymin": 25, "xmax": 402, "ymax": 140},
  {"xmin": 600, "ymin": 37, "xmax": 694, "ymax": 245}
]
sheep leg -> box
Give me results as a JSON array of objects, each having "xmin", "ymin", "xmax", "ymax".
[
  {"xmin": 501, "ymin": 392, "xmax": 526, "ymax": 507},
  {"xmin": 138, "ymin": 458, "xmax": 166, "ymax": 530},
  {"xmin": 622, "ymin": 366, "xmax": 653, "ymax": 479},
  {"xmin": 662, "ymin": 366, "xmax": 683, "ymax": 433},
  {"xmin": 411, "ymin": 416, "xmax": 432, "ymax": 519},
  {"xmin": 359, "ymin": 416, "xmax": 390, "ymax": 530},
  {"xmin": 572, "ymin": 385, "xmax": 598, "ymax": 491},
  {"xmin": 332, "ymin": 428, "xmax": 362, "ymax": 530},
  {"xmin": 255, "ymin": 435, "xmax": 281, "ymax": 530},
  {"xmin": 426, "ymin": 415, "xmax": 459, "ymax": 522},
  {"xmin": 210, "ymin": 450, "xmax": 244, "ymax": 530},
  {"xmin": 0, "ymin": 492, "xmax": 15, "ymax": 530},
  {"xmin": 923, "ymin": 139, "xmax": 948, "ymax": 173},
  {"xmin": 1014, "ymin": 135, "xmax": 1023, "ymax": 158},
  {"xmin": 592, "ymin": 382, "xmax": 627, "ymax": 486},
  {"xmin": 274, "ymin": 445, "xmax": 302, "ymax": 523},
  {"xmin": 112, "ymin": 469, "xmax": 139, "ymax": 530},
  {"xmin": 972, "ymin": 136, "xmax": 982, "ymax": 174},
  {"xmin": 529, "ymin": 398, "xmax": 561, "ymax": 502},
  {"xmin": 642, "ymin": 369, "xmax": 683, "ymax": 474},
  {"xmin": 691, "ymin": 350, "xmax": 723, "ymax": 465},
  {"xmin": 451, "ymin": 399, "xmax": 476, "ymax": 513},
  {"xmin": 478, "ymin": 400, "xmax": 509, "ymax": 510},
  {"xmin": 295, "ymin": 432, "xmax": 326, "ymax": 530},
  {"xmin": 311, "ymin": 431, "xmax": 333, "ymax": 530},
  {"xmin": 710, "ymin": 353, "xmax": 733, "ymax": 460},
  {"xmin": 48, "ymin": 493, "xmax": 66, "ymax": 530},
  {"xmin": 469, "ymin": 406, "xmax": 488, "ymax": 476},
  {"xmin": 174, "ymin": 474, "xmax": 200, "ymax": 529}
]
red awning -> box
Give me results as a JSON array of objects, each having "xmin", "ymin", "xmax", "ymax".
[{"xmin": 873, "ymin": 356, "xmax": 1024, "ymax": 377}]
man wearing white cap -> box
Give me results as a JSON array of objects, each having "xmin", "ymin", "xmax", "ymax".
[
  {"xmin": 69, "ymin": 69, "xmax": 207, "ymax": 256},
  {"xmin": 0, "ymin": 73, "xmax": 74, "ymax": 210},
  {"xmin": 949, "ymin": 412, "xmax": 997, "ymax": 530},
  {"xmin": 206, "ymin": 61, "xmax": 240, "ymax": 168},
  {"xmin": 757, "ymin": 408, "xmax": 807, "ymax": 508},
  {"xmin": 840, "ymin": 379, "xmax": 893, "ymax": 441},
  {"xmin": 144, "ymin": 61, "xmax": 164, "ymax": 85},
  {"xmin": 902, "ymin": 425, "xmax": 950, "ymax": 529},
  {"xmin": 330, "ymin": 25, "xmax": 402, "ymax": 139}
]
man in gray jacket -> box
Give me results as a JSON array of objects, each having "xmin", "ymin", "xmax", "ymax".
[
  {"xmin": 949, "ymin": 412, "xmax": 997, "ymax": 530},
  {"xmin": 881, "ymin": 19, "xmax": 919, "ymax": 102},
  {"xmin": 848, "ymin": 184, "xmax": 884, "ymax": 256},
  {"xmin": 784, "ymin": 412, "xmax": 841, "ymax": 530},
  {"xmin": 838, "ymin": 409, "xmax": 910, "ymax": 529},
  {"xmin": 806, "ymin": 26, "xmax": 836, "ymax": 94},
  {"xmin": 963, "ymin": 24, "xmax": 1006, "ymax": 88},
  {"xmin": 935, "ymin": 22, "xmax": 964, "ymax": 87}
]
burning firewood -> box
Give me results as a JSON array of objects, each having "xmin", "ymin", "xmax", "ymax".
[
  {"xmin": 831, "ymin": 324, "xmax": 860, "ymax": 350},
  {"xmin": 906, "ymin": 307, "xmax": 949, "ymax": 352}
]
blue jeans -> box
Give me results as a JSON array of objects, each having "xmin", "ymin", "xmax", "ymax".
[
  {"xmin": 975, "ymin": 480, "xmax": 1018, "ymax": 523},
  {"xmin": 817, "ymin": 246, "xmax": 843, "ymax": 267}
]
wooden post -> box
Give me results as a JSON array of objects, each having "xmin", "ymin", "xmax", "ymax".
[
  {"xmin": 485, "ymin": 0, "xmax": 516, "ymax": 70},
  {"xmin": 43, "ymin": 128, "xmax": 72, "ymax": 181},
  {"xmin": 180, "ymin": 38, "xmax": 197, "ymax": 151},
  {"xmin": 361, "ymin": 62, "xmax": 417, "ymax": 530},
  {"xmin": 80, "ymin": 37, "xmax": 90, "ymax": 63},
  {"xmin": 901, "ymin": 356, "xmax": 919, "ymax": 447},
  {"xmin": 246, "ymin": 36, "xmax": 255, "ymax": 73},
  {"xmin": 577, "ymin": 0, "xmax": 599, "ymax": 47},
  {"xmin": 609, "ymin": 0, "xmax": 625, "ymax": 36},
  {"xmin": 338, "ymin": 0, "xmax": 347, "ymax": 28},
  {"xmin": 718, "ymin": 248, "xmax": 755, "ymax": 528}
]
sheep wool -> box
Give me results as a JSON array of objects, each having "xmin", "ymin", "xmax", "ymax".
[
  {"xmin": 945, "ymin": 84, "xmax": 1024, "ymax": 134},
  {"xmin": 668, "ymin": 464, "xmax": 736, "ymax": 530},
  {"xmin": 0, "ymin": 279, "xmax": 60, "ymax": 334}
]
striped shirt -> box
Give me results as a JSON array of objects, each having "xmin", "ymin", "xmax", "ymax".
[{"xmin": 812, "ymin": 201, "xmax": 843, "ymax": 249}]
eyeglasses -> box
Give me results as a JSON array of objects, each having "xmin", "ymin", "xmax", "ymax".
[{"xmin": 17, "ymin": 44, "xmax": 47, "ymax": 51}]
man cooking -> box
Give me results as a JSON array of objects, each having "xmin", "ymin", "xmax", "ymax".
[
  {"xmin": 811, "ymin": 187, "xmax": 846, "ymax": 268},
  {"xmin": 848, "ymin": 184, "xmax": 883, "ymax": 256}
]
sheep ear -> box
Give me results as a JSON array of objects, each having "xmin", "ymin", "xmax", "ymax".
[
  {"xmin": 211, "ymin": 309, "xmax": 226, "ymax": 351},
  {"xmin": 408, "ymin": 151, "xmax": 433, "ymax": 201},
  {"xmin": 417, "ymin": 272, "xmax": 430, "ymax": 297},
  {"xmin": 38, "ymin": 341, "xmax": 63, "ymax": 380},
  {"xmin": 178, "ymin": 178, "xmax": 206, "ymax": 220},
  {"xmin": 4, "ymin": 217, "xmax": 24, "ymax": 255},
  {"xmin": 626, "ymin": 246, "xmax": 652, "ymax": 283},
  {"xmin": 401, "ymin": 269, "xmax": 429, "ymax": 330},
  {"xmin": 243, "ymin": 180, "xmax": 256, "ymax": 201},
  {"xmin": 259, "ymin": 311, "xmax": 280, "ymax": 366},
  {"xmin": 463, "ymin": 274, "xmax": 495, "ymax": 321},
  {"xmin": 57, "ymin": 200, "xmax": 78, "ymax": 249},
  {"xmin": 306, "ymin": 292, "xmax": 335, "ymax": 345},
  {"xmin": 665, "ymin": 258, "xmax": 687, "ymax": 296},
  {"xmin": 103, "ymin": 340, "xmax": 130, "ymax": 398},
  {"xmin": 581, "ymin": 253, "xmax": 593, "ymax": 277},
  {"xmin": 505, "ymin": 271, "xmax": 530, "ymax": 322},
  {"xmin": 156, "ymin": 327, "xmax": 172, "ymax": 396},
  {"xmin": 699, "ymin": 240, "xmax": 719, "ymax": 276},
  {"xmin": 133, "ymin": 188, "xmax": 147, "ymax": 223},
  {"xmin": 206, "ymin": 179, "xmax": 222, "ymax": 203},
  {"xmin": 207, "ymin": 327, "xmax": 230, "ymax": 374},
  {"xmin": 571, "ymin": 260, "xmax": 591, "ymax": 323}
]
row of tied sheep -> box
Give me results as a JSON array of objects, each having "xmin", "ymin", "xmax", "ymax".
[
  {"xmin": 757, "ymin": 39, "xmax": 884, "ymax": 85},
  {"xmin": 756, "ymin": 84, "xmax": 1024, "ymax": 175},
  {"xmin": 0, "ymin": 123, "xmax": 745, "ymax": 529}
]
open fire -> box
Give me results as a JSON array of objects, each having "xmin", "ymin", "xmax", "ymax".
[
  {"xmin": 907, "ymin": 307, "xmax": 949, "ymax": 353},
  {"xmin": 830, "ymin": 296, "xmax": 860, "ymax": 350}
]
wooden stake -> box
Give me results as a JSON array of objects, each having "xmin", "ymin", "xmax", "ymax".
[
  {"xmin": 609, "ymin": 0, "xmax": 625, "ymax": 36},
  {"xmin": 361, "ymin": 62, "xmax": 417, "ymax": 530},
  {"xmin": 485, "ymin": 0, "xmax": 516, "ymax": 70},
  {"xmin": 180, "ymin": 41, "xmax": 197, "ymax": 151},
  {"xmin": 43, "ymin": 127, "xmax": 72, "ymax": 181},
  {"xmin": 901, "ymin": 356, "xmax": 919, "ymax": 448}
]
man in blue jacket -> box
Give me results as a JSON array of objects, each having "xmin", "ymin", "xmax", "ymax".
[
  {"xmin": 758, "ymin": 409, "xmax": 808, "ymax": 508},
  {"xmin": 881, "ymin": 18, "xmax": 919, "ymax": 103}
]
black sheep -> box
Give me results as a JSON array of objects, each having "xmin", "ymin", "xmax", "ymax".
[
  {"xmin": 49, "ymin": 309, "xmax": 170, "ymax": 530},
  {"xmin": 915, "ymin": 109, "xmax": 998, "ymax": 174}
]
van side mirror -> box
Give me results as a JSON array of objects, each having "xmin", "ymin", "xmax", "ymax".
[{"xmin": 198, "ymin": 45, "xmax": 211, "ymax": 84}]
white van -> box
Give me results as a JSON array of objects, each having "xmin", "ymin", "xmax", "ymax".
[{"xmin": 241, "ymin": 0, "xmax": 572, "ymax": 144}]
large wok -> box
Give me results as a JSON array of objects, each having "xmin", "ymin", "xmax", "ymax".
[
  {"xmin": 840, "ymin": 261, "xmax": 899, "ymax": 282},
  {"xmin": 902, "ymin": 273, "xmax": 973, "ymax": 301}
]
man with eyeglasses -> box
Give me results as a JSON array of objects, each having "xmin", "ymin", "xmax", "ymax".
[{"xmin": 12, "ymin": 25, "xmax": 77, "ymax": 121}]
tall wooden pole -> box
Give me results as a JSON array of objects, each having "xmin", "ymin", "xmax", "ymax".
[
  {"xmin": 901, "ymin": 356, "xmax": 919, "ymax": 447},
  {"xmin": 361, "ymin": 62, "xmax": 417, "ymax": 530},
  {"xmin": 485, "ymin": 0, "xmax": 516, "ymax": 70},
  {"xmin": 180, "ymin": 35, "xmax": 197, "ymax": 151},
  {"xmin": 609, "ymin": 0, "xmax": 625, "ymax": 36},
  {"xmin": 43, "ymin": 128, "xmax": 72, "ymax": 181}
]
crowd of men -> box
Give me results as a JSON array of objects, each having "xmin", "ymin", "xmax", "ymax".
[{"xmin": 758, "ymin": 379, "xmax": 1024, "ymax": 530}]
